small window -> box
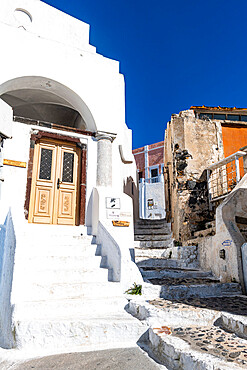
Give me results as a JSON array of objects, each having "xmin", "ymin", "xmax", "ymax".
[
  {"xmin": 150, "ymin": 168, "xmax": 159, "ymax": 183},
  {"xmin": 227, "ymin": 114, "xmax": 240, "ymax": 121},
  {"xmin": 199, "ymin": 113, "xmax": 213, "ymax": 120},
  {"xmin": 151, "ymin": 168, "xmax": 158, "ymax": 178},
  {"xmin": 138, "ymin": 171, "xmax": 143, "ymax": 181},
  {"xmin": 214, "ymin": 114, "xmax": 226, "ymax": 120},
  {"xmin": 241, "ymin": 115, "xmax": 247, "ymax": 122}
]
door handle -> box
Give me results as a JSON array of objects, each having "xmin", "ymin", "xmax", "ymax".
[{"xmin": 57, "ymin": 178, "xmax": 61, "ymax": 189}]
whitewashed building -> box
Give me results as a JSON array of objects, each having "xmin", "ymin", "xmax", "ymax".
[{"xmin": 0, "ymin": 0, "xmax": 143, "ymax": 350}]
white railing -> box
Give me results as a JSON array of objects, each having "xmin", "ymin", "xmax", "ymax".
[
  {"xmin": 207, "ymin": 150, "xmax": 247, "ymax": 203},
  {"xmin": 139, "ymin": 174, "xmax": 164, "ymax": 184}
]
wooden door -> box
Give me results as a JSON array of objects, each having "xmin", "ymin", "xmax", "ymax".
[{"xmin": 28, "ymin": 139, "xmax": 80, "ymax": 225}]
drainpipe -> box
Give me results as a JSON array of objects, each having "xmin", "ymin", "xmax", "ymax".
[
  {"xmin": 144, "ymin": 145, "xmax": 149, "ymax": 180},
  {"xmin": 144, "ymin": 145, "xmax": 149, "ymax": 219}
]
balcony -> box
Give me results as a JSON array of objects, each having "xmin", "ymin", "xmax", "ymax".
[{"xmin": 207, "ymin": 150, "xmax": 247, "ymax": 203}]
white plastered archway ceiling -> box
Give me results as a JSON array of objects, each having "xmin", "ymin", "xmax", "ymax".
[{"xmin": 0, "ymin": 76, "xmax": 97, "ymax": 132}]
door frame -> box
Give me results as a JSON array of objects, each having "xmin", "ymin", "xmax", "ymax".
[{"xmin": 24, "ymin": 130, "xmax": 87, "ymax": 225}]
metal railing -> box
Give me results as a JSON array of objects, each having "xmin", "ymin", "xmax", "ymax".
[
  {"xmin": 207, "ymin": 150, "xmax": 247, "ymax": 203},
  {"xmin": 139, "ymin": 174, "xmax": 164, "ymax": 184}
]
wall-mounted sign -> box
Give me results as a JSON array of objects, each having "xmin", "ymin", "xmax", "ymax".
[
  {"xmin": 106, "ymin": 209, "xmax": 120, "ymax": 219},
  {"xmin": 222, "ymin": 240, "xmax": 232, "ymax": 247},
  {"xmin": 112, "ymin": 220, "xmax": 130, "ymax": 227},
  {"xmin": 106, "ymin": 197, "xmax": 120, "ymax": 209},
  {"xmin": 147, "ymin": 199, "xmax": 154, "ymax": 209},
  {"xmin": 120, "ymin": 211, "xmax": 132, "ymax": 218},
  {"xmin": 3, "ymin": 159, "xmax": 26, "ymax": 168}
]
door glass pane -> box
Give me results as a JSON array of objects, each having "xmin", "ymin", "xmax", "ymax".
[
  {"xmin": 62, "ymin": 152, "xmax": 74, "ymax": 183},
  {"xmin": 39, "ymin": 148, "xmax": 53, "ymax": 180}
]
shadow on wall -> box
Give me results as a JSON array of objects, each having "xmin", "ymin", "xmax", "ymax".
[
  {"xmin": 0, "ymin": 210, "xmax": 16, "ymax": 349},
  {"xmin": 123, "ymin": 176, "xmax": 139, "ymax": 221}
]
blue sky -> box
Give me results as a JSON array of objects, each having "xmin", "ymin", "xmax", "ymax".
[{"xmin": 44, "ymin": 0, "xmax": 247, "ymax": 148}]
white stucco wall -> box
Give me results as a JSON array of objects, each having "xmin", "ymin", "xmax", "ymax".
[
  {"xmin": 0, "ymin": 100, "xmax": 12, "ymax": 139},
  {"xmin": 0, "ymin": 0, "xmax": 137, "ymax": 226},
  {"xmin": 0, "ymin": 1, "xmax": 141, "ymax": 349}
]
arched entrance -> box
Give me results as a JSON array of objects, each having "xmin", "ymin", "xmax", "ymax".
[
  {"xmin": 0, "ymin": 76, "xmax": 96, "ymax": 132},
  {"xmin": 0, "ymin": 76, "xmax": 95, "ymax": 225}
]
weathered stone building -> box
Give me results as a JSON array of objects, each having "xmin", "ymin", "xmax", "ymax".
[
  {"xmin": 164, "ymin": 106, "xmax": 247, "ymax": 290},
  {"xmin": 164, "ymin": 106, "xmax": 247, "ymax": 242}
]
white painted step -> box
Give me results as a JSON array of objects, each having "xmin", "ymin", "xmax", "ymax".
[
  {"xmin": 15, "ymin": 243, "xmax": 99, "ymax": 257},
  {"xmin": 14, "ymin": 255, "xmax": 103, "ymax": 271},
  {"xmin": 18, "ymin": 266, "xmax": 109, "ymax": 284},
  {"xmin": 13, "ymin": 312, "xmax": 148, "ymax": 350},
  {"xmin": 14, "ymin": 281, "xmax": 123, "ymax": 301},
  {"xmin": 13, "ymin": 297, "xmax": 128, "ymax": 320}
]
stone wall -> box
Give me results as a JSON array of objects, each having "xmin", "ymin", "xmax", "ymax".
[{"xmin": 164, "ymin": 109, "xmax": 224, "ymax": 242}]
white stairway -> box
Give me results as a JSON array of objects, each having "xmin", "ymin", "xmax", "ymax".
[{"xmin": 11, "ymin": 225, "xmax": 146, "ymax": 351}]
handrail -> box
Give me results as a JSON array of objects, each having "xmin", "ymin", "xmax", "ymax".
[
  {"xmin": 207, "ymin": 151, "xmax": 246, "ymax": 171},
  {"xmin": 207, "ymin": 150, "xmax": 247, "ymax": 203}
]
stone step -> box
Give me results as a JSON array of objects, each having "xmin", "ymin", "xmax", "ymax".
[
  {"xmin": 128, "ymin": 294, "xmax": 247, "ymax": 369},
  {"xmin": 140, "ymin": 268, "xmax": 214, "ymax": 280},
  {"xmin": 147, "ymin": 324, "xmax": 247, "ymax": 369},
  {"xmin": 135, "ymin": 239, "xmax": 173, "ymax": 249},
  {"xmin": 16, "ymin": 235, "xmax": 94, "ymax": 247},
  {"xmin": 142, "ymin": 281, "xmax": 242, "ymax": 300},
  {"xmin": 134, "ymin": 228, "xmax": 171, "ymax": 235},
  {"xmin": 134, "ymin": 234, "xmax": 172, "ymax": 241},
  {"xmin": 13, "ymin": 297, "xmax": 128, "ymax": 320},
  {"xmin": 127, "ymin": 295, "xmax": 247, "ymax": 336},
  {"xmin": 18, "ymin": 266, "xmax": 109, "ymax": 284},
  {"xmin": 13, "ymin": 281, "xmax": 123, "ymax": 301},
  {"xmin": 16, "ymin": 224, "xmax": 87, "ymax": 236},
  {"xmin": 14, "ymin": 255, "xmax": 103, "ymax": 271},
  {"xmin": 135, "ymin": 245, "xmax": 197, "ymax": 261},
  {"xmin": 135, "ymin": 218, "xmax": 170, "ymax": 226},
  {"xmin": 135, "ymin": 249, "xmax": 173, "ymax": 259},
  {"xmin": 15, "ymin": 243, "xmax": 99, "ymax": 257},
  {"xmin": 13, "ymin": 312, "xmax": 147, "ymax": 351},
  {"xmin": 136, "ymin": 258, "xmax": 199, "ymax": 270},
  {"xmin": 193, "ymin": 227, "xmax": 215, "ymax": 238}
]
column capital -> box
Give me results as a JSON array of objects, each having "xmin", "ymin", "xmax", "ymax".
[{"xmin": 95, "ymin": 131, "xmax": 116, "ymax": 143}]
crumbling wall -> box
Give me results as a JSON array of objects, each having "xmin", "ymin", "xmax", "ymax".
[{"xmin": 165, "ymin": 110, "xmax": 225, "ymax": 242}]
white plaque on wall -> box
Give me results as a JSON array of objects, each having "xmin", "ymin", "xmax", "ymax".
[
  {"xmin": 106, "ymin": 209, "xmax": 120, "ymax": 219},
  {"xmin": 106, "ymin": 197, "xmax": 120, "ymax": 209}
]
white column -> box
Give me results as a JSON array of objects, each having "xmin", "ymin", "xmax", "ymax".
[{"xmin": 95, "ymin": 131, "xmax": 116, "ymax": 187}]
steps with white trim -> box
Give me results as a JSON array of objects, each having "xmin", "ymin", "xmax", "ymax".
[{"xmin": 11, "ymin": 225, "xmax": 146, "ymax": 350}]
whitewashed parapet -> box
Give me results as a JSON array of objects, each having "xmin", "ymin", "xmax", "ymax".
[
  {"xmin": 92, "ymin": 187, "xmax": 143, "ymax": 289},
  {"xmin": 0, "ymin": 209, "xmax": 16, "ymax": 349},
  {"xmin": 0, "ymin": 99, "xmax": 12, "ymax": 139},
  {"xmin": 211, "ymin": 174, "xmax": 247, "ymax": 290}
]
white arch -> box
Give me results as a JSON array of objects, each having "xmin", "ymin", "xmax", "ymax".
[{"xmin": 0, "ymin": 76, "xmax": 97, "ymax": 132}]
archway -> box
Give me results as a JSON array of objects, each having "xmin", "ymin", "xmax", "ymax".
[{"xmin": 0, "ymin": 76, "xmax": 96, "ymax": 132}]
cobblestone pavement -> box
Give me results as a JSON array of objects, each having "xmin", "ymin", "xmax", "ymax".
[
  {"xmin": 172, "ymin": 326, "xmax": 247, "ymax": 367},
  {"xmin": 149, "ymin": 296, "xmax": 247, "ymax": 315},
  {"xmin": 148, "ymin": 277, "xmax": 219, "ymax": 286},
  {"xmin": 150, "ymin": 297, "xmax": 247, "ymax": 368},
  {"xmin": 13, "ymin": 347, "xmax": 165, "ymax": 370}
]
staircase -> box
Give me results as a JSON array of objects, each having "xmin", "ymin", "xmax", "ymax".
[
  {"xmin": 134, "ymin": 218, "xmax": 173, "ymax": 261},
  {"xmin": 11, "ymin": 225, "xmax": 146, "ymax": 351},
  {"xmin": 134, "ymin": 219, "xmax": 242, "ymax": 300}
]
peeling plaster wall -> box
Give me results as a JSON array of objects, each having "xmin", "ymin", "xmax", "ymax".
[{"xmin": 165, "ymin": 109, "xmax": 224, "ymax": 242}]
